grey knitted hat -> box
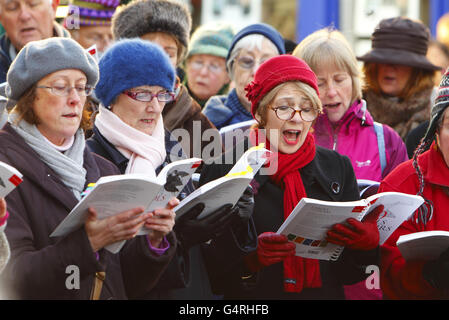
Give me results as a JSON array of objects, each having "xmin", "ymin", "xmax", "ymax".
[
  {"xmin": 112, "ymin": 0, "xmax": 191, "ymax": 56},
  {"xmin": 6, "ymin": 37, "xmax": 99, "ymax": 101}
]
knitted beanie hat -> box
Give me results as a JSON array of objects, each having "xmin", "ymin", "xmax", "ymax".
[
  {"xmin": 112, "ymin": 0, "xmax": 191, "ymax": 61},
  {"xmin": 95, "ymin": 39, "xmax": 176, "ymax": 107},
  {"xmin": 65, "ymin": 0, "xmax": 120, "ymax": 28},
  {"xmin": 226, "ymin": 23, "xmax": 286, "ymax": 64},
  {"xmin": 245, "ymin": 55, "xmax": 319, "ymax": 118},
  {"xmin": 186, "ymin": 23, "xmax": 235, "ymax": 59},
  {"xmin": 423, "ymin": 67, "xmax": 449, "ymax": 142},
  {"xmin": 6, "ymin": 38, "xmax": 99, "ymax": 101}
]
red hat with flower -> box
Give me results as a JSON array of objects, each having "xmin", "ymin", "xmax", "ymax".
[{"xmin": 245, "ymin": 55, "xmax": 319, "ymax": 118}]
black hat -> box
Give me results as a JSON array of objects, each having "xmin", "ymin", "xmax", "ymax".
[{"xmin": 357, "ymin": 17, "xmax": 440, "ymax": 71}]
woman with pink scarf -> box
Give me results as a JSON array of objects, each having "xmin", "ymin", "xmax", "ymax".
[{"xmin": 87, "ymin": 39, "xmax": 242, "ymax": 299}]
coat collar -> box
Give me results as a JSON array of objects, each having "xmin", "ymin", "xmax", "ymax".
[
  {"xmin": 423, "ymin": 142, "xmax": 449, "ymax": 188},
  {"xmin": 246, "ymin": 136, "xmax": 344, "ymax": 200},
  {"xmin": 2, "ymin": 124, "xmax": 99, "ymax": 212}
]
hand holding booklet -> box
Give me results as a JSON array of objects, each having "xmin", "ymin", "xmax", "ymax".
[
  {"xmin": 174, "ymin": 144, "xmax": 270, "ymax": 221},
  {"xmin": 397, "ymin": 231, "xmax": 449, "ymax": 262},
  {"xmin": 277, "ymin": 192, "xmax": 424, "ymax": 261},
  {"xmin": 51, "ymin": 157, "xmax": 202, "ymax": 253}
]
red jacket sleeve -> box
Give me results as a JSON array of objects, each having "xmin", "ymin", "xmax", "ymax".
[{"xmin": 379, "ymin": 179, "xmax": 440, "ymax": 299}]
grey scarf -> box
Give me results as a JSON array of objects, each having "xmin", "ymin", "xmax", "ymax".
[{"xmin": 8, "ymin": 114, "xmax": 87, "ymax": 200}]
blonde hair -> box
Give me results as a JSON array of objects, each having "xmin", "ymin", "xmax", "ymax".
[
  {"xmin": 255, "ymin": 81, "xmax": 322, "ymax": 128},
  {"xmin": 292, "ymin": 28, "xmax": 362, "ymax": 103}
]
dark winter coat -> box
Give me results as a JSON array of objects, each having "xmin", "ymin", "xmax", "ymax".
[
  {"xmin": 199, "ymin": 138, "xmax": 380, "ymax": 299},
  {"xmin": 87, "ymin": 126, "xmax": 214, "ymax": 299},
  {"xmin": 162, "ymin": 83, "xmax": 219, "ymax": 161},
  {"xmin": 0, "ymin": 123, "xmax": 176, "ymax": 299}
]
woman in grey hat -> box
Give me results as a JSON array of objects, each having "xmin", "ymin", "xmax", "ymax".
[
  {"xmin": 0, "ymin": 37, "xmax": 177, "ymax": 299},
  {"xmin": 112, "ymin": 0, "xmax": 218, "ymax": 161},
  {"xmin": 358, "ymin": 17, "xmax": 440, "ymax": 141},
  {"xmin": 379, "ymin": 68, "xmax": 449, "ymax": 299}
]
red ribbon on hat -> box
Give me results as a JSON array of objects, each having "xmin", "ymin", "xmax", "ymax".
[{"xmin": 245, "ymin": 81, "xmax": 262, "ymax": 104}]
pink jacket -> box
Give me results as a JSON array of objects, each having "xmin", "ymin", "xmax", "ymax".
[{"xmin": 313, "ymin": 100, "xmax": 408, "ymax": 181}]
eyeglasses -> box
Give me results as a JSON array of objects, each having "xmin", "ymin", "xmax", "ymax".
[
  {"xmin": 123, "ymin": 90, "xmax": 175, "ymax": 103},
  {"xmin": 189, "ymin": 59, "xmax": 225, "ymax": 74},
  {"xmin": 270, "ymin": 106, "xmax": 318, "ymax": 122},
  {"xmin": 235, "ymin": 56, "xmax": 270, "ymax": 70},
  {"xmin": 36, "ymin": 85, "xmax": 94, "ymax": 97}
]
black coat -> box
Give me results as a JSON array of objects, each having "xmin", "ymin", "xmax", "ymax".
[
  {"xmin": 87, "ymin": 126, "xmax": 214, "ymax": 299},
  {"xmin": 0, "ymin": 124, "xmax": 176, "ymax": 299},
  {"xmin": 199, "ymin": 138, "xmax": 380, "ymax": 299}
]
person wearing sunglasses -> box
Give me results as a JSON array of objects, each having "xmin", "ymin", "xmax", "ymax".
[
  {"xmin": 202, "ymin": 23, "xmax": 286, "ymax": 130},
  {"xmin": 199, "ymin": 55, "xmax": 381, "ymax": 299},
  {"xmin": 0, "ymin": 38, "xmax": 177, "ymax": 299}
]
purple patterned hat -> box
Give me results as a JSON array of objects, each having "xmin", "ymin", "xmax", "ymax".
[{"xmin": 65, "ymin": 0, "xmax": 120, "ymax": 27}]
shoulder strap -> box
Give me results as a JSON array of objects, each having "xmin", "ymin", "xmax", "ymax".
[{"xmin": 373, "ymin": 122, "xmax": 386, "ymax": 174}]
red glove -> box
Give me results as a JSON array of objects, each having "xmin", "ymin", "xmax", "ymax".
[
  {"xmin": 326, "ymin": 205, "xmax": 383, "ymax": 251},
  {"xmin": 244, "ymin": 232, "xmax": 296, "ymax": 272}
]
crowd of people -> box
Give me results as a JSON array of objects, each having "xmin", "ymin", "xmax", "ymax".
[{"xmin": 0, "ymin": 0, "xmax": 447, "ymax": 300}]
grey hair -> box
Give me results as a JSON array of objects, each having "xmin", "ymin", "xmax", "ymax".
[{"xmin": 226, "ymin": 34, "xmax": 279, "ymax": 80}]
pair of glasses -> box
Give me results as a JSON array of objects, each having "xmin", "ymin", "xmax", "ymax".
[
  {"xmin": 235, "ymin": 56, "xmax": 270, "ymax": 70},
  {"xmin": 123, "ymin": 90, "xmax": 175, "ymax": 103},
  {"xmin": 190, "ymin": 60, "xmax": 224, "ymax": 74},
  {"xmin": 270, "ymin": 106, "xmax": 318, "ymax": 122},
  {"xmin": 37, "ymin": 85, "xmax": 94, "ymax": 97}
]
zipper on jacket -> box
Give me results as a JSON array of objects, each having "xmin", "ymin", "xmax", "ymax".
[{"xmin": 332, "ymin": 131, "xmax": 338, "ymax": 151}]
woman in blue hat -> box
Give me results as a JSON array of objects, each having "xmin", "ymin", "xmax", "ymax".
[{"xmin": 88, "ymin": 38, "xmax": 249, "ymax": 300}]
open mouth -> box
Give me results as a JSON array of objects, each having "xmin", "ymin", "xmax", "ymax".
[
  {"xmin": 140, "ymin": 119, "xmax": 154, "ymax": 124},
  {"xmin": 283, "ymin": 130, "xmax": 300, "ymax": 145},
  {"xmin": 324, "ymin": 102, "xmax": 341, "ymax": 109},
  {"xmin": 383, "ymin": 76, "xmax": 396, "ymax": 82},
  {"xmin": 62, "ymin": 113, "xmax": 78, "ymax": 118},
  {"xmin": 20, "ymin": 27, "xmax": 36, "ymax": 34}
]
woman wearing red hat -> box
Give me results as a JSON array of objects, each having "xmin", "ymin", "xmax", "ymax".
[
  {"xmin": 294, "ymin": 28, "xmax": 409, "ymax": 299},
  {"xmin": 199, "ymin": 55, "xmax": 381, "ymax": 299}
]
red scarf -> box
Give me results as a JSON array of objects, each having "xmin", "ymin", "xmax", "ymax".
[{"xmin": 249, "ymin": 128, "xmax": 322, "ymax": 293}]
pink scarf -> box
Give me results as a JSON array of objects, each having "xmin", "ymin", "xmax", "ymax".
[{"xmin": 95, "ymin": 105, "xmax": 166, "ymax": 177}]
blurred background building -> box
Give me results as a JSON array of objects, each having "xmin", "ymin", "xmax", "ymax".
[{"xmin": 55, "ymin": 0, "xmax": 449, "ymax": 58}]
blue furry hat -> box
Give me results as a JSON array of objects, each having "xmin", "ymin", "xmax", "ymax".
[{"xmin": 95, "ymin": 38, "xmax": 176, "ymax": 107}]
